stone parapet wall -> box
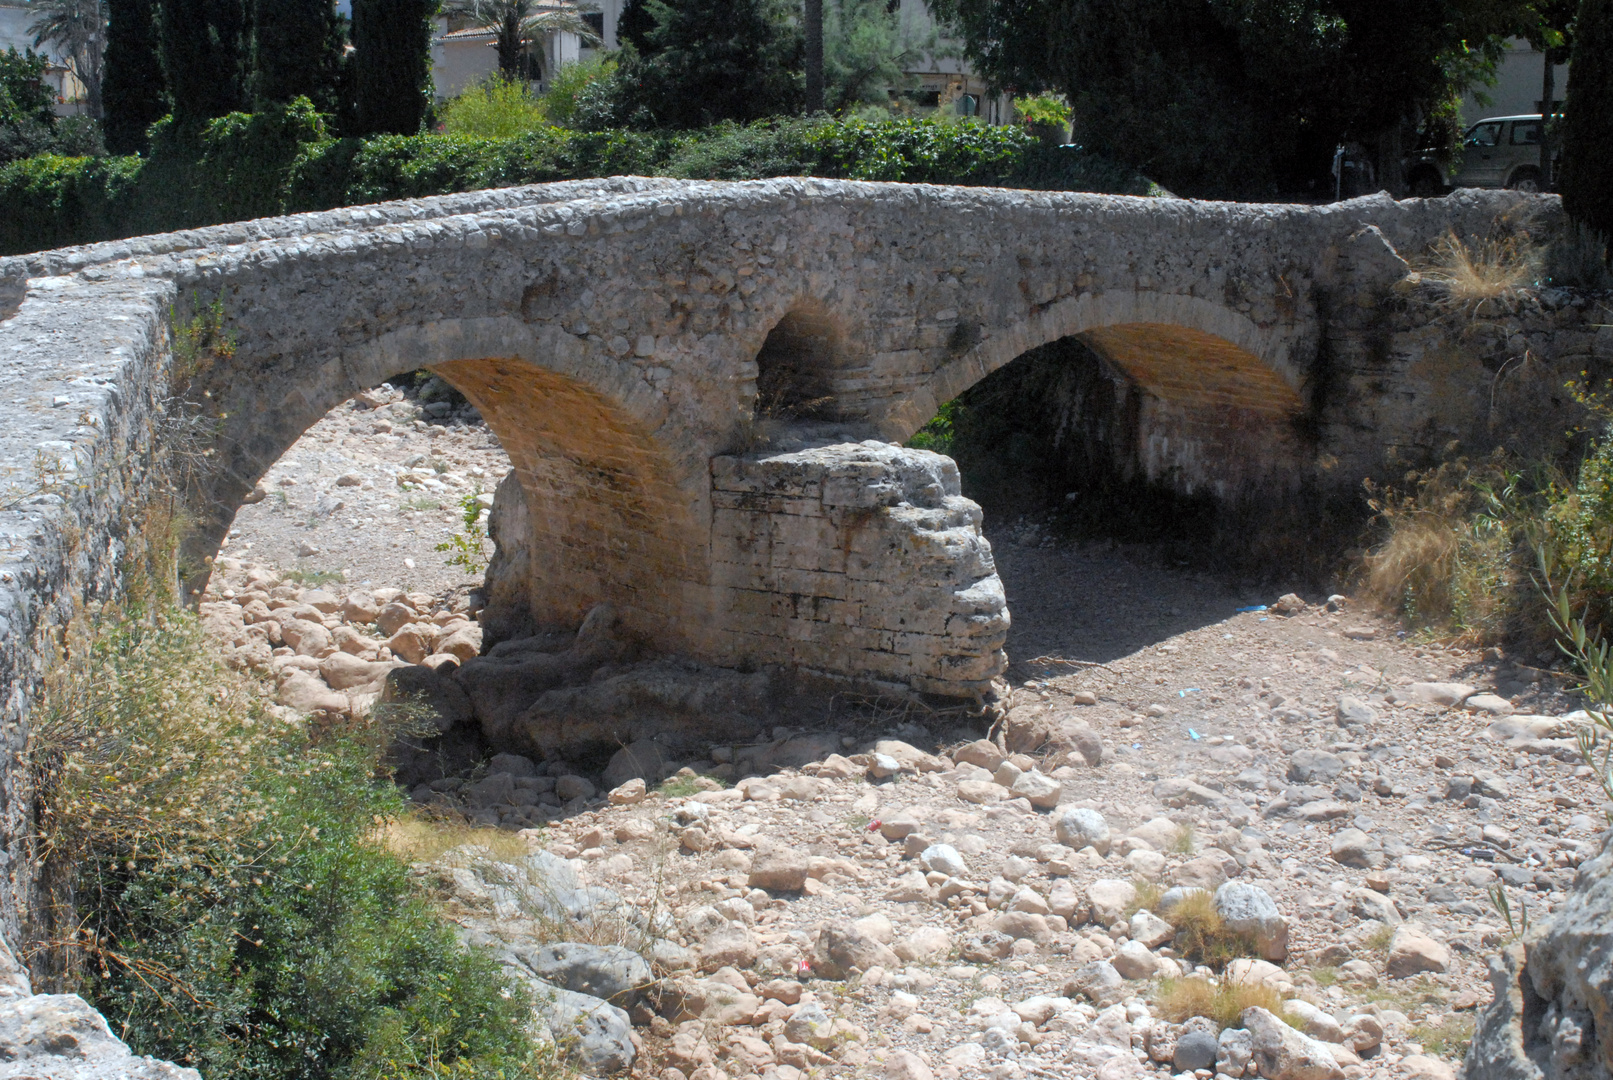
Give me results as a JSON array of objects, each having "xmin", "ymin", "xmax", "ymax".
[
  {"xmin": 0, "ymin": 274, "xmax": 175, "ymax": 954},
  {"xmin": 707, "ymin": 441, "xmax": 1008, "ymax": 698}
]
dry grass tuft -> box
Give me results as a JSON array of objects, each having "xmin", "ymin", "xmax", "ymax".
[
  {"xmin": 382, "ymin": 813, "xmax": 539, "ymax": 865},
  {"xmin": 1416, "ymin": 231, "xmax": 1538, "ymax": 315},
  {"xmin": 1125, "ymin": 879, "xmax": 1165, "ymax": 919},
  {"xmin": 1359, "ymin": 455, "xmax": 1523, "ymax": 642},
  {"xmin": 1168, "ymin": 890, "xmax": 1257, "ymax": 968},
  {"xmin": 1155, "ymin": 977, "xmax": 1284, "ymax": 1030}
]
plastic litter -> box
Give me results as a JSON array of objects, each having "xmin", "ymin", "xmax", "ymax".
[
  {"xmin": 1460, "ymin": 847, "xmax": 1497, "ymax": 861},
  {"xmin": 867, "ymin": 819, "xmax": 882, "ymax": 832},
  {"xmin": 1236, "ymin": 605, "xmax": 1268, "ymax": 613},
  {"xmin": 1188, "ymin": 728, "xmax": 1201, "ymax": 740},
  {"xmin": 1178, "ymin": 687, "xmax": 1201, "ymax": 697}
]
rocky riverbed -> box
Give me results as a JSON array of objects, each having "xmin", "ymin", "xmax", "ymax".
[{"xmin": 192, "ymin": 390, "xmax": 1611, "ymax": 1080}]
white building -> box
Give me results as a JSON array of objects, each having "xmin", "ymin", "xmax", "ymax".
[
  {"xmin": 1462, "ymin": 38, "xmax": 1569, "ymax": 126},
  {"xmin": 0, "ymin": 0, "xmax": 87, "ymax": 111}
]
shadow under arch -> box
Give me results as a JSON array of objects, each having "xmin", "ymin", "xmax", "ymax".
[
  {"xmin": 180, "ymin": 343, "xmax": 705, "ymax": 652},
  {"xmin": 751, "ymin": 303, "xmax": 848, "ymax": 421},
  {"xmin": 891, "ymin": 291, "xmax": 1301, "ymax": 442}
]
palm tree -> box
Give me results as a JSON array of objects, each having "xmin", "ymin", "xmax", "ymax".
[
  {"xmin": 28, "ymin": 0, "xmax": 107, "ymax": 118},
  {"xmin": 442, "ymin": 0, "xmax": 601, "ymax": 83}
]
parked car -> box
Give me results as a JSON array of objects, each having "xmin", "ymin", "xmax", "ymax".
[{"xmin": 1404, "ymin": 115, "xmax": 1553, "ymax": 196}]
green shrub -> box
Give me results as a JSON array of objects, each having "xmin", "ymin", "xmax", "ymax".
[
  {"xmin": 3, "ymin": 114, "xmax": 1155, "ymax": 255},
  {"xmin": 32, "ymin": 610, "xmax": 549, "ymax": 1080},
  {"xmin": 540, "ymin": 57, "xmax": 618, "ymax": 129},
  {"xmin": 441, "ymin": 77, "xmax": 549, "ymax": 140}
]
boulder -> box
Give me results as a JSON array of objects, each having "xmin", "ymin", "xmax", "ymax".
[
  {"xmin": 1241, "ymin": 1006, "xmax": 1344, "ymax": 1080},
  {"xmin": 511, "ymin": 660, "xmax": 768, "ymax": 758},
  {"xmin": 1087, "ymin": 879, "xmax": 1137, "ymax": 925},
  {"xmin": 1056, "ymin": 807, "xmax": 1111, "ymax": 854},
  {"xmin": 812, "ymin": 924, "xmax": 899, "ymax": 980},
  {"xmin": 1063, "ymin": 961, "xmax": 1126, "ymax": 1005},
  {"xmin": 532, "ymin": 981, "xmax": 636, "ymax": 1074},
  {"xmin": 748, "ymin": 847, "xmax": 811, "ymax": 892},
  {"xmin": 1216, "ymin": 881, "xmax": 1289, "ymax": 963},
  {"xmin": 1010, "ymin": 769, "xmax": 1063, "ymax": 809},
  {"xmin": 1113, "ymin": 939, "xmax": 1161, "ymax": 980},
  {"xmin": 602, "ymin": 738, "xmax": 676, "ymax": 789},
  {"xmin": 1386, "ymin": 925, "xmax": 1451, "ymax": 978},
  {"xmin": 1176, "ymin": 1029, "xmax": 1221, "ymax": 1072},
  {"xmin": 508, "ymin": 943, "xmax": 650, "ymax": 1006},
  {"xmin": 0, "ymin": 992, "xmax": 201, "ymax": 1079}
]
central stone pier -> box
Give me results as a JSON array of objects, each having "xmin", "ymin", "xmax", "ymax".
[{"xmin": 706, "ymin": 440, "xmax": 1010, "ymax": 697}]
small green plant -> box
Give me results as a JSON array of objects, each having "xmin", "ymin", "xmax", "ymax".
[
  {"xmin": 1363, "ymin": 923, "xmax": 1396, "ymax": 956},
  {"xmin": 1487, "ymin": 882, "xmax": 1532, "ymax": 939},
  {"xmin": 402, "ymin": 495, "xmax": 443, "ymax": 511},
  {"xmin": 1311, "ymin": 965, "xmax": 1339, "ymax": 987},
  {"xmin": 1125, "ymin": 879, "xmax": 1164, "ymax": 919},
  {"xmin": 282, "ymin": 566, "xmax": 344, "ymax": 587},
  {"xmin": 439, "ymin": 75, "xmax": 549, "ymax": 139},
  {"xmin": 169, "ymin": 293, "xmax": 236, "ymax": 394},
  {"xmin": 1170, "ymin": 822, "xmax": 1197, "ymax": 855},
  {"xmin": 1410, "ymin": 1013, "xmax": 1476, "ymax": 1057},
  {"xmin": 435, "ymin": 487, "xmax": 490, "ymax": 575},
  {"xmin": 271, "ymin": 489, "xmax": 290, "ymax": 509}
]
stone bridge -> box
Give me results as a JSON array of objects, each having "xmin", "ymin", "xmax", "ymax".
[{"xmin": 0, "ymin": 178, "xmax": 1557, "ymax": 723}]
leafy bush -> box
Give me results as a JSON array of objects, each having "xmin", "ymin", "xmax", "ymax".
[
  {"xmin": 441, "ymin": 77, "xmax": 549, "ymax": 140},
  {"xmin": 539, "ymin": 57, "xmax": 617, "ymax": 129},
  {"xmin": 32, "ymin": 609, "xmax": 550, "ymax": 1080},
  {"xmin": 1, "ymin": 113, "xmax": 1155, "ymax": 256}
]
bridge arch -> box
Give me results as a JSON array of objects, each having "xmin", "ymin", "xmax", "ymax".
[
  {"xmin": 183, "ymin": 314, "xmax": 707, "ymax": 653},
  {"xmin": 901, "ymin": 291, "xmax": 1302, "ymax": 442}
]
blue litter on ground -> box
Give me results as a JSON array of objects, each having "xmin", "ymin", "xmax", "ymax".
[
  {"xmin": 1178, "ymin": 688, "xmax": 1201, "ymax": 697},
  {"xmin": 1236, "ymin": 605, "xmax": 1268, "ymax": 613},
  {"xmin": 1188, "ymin": 728, "xmax": 1201, "ymax": 740}
]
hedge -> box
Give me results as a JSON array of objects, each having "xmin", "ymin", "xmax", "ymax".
[{"xmin": 0, "ymin": 111, "xmax": 1159, "ymax": 256}]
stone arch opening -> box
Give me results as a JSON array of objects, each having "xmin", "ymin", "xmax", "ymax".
[
  {"xmin": 909, "ymin": 322, "xmax": 1315, "ymax": 571},
  {"xmin": 753, "ymin": 306, "xmax": 844, "ymax": 420},
  {"xmin": 189, "ymin": 351, "xmax": 705, "ymax": 657}
]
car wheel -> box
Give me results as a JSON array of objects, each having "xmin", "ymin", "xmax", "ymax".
[{"xmin": 1508, "ymin": 168, "xmax": 1542, "ymax": 193}]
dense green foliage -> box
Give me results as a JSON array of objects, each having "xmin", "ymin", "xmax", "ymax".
[
  {"xmin": 924, "ymin": 0, "xmax": 1531, "ymax": 197},
  {"xmin": 350, "ymin": 0, "xmax": 437, "ymax": 136},
  {"xmin": 35, "ymin": 612, "xmax": 547, "ymax": 1080},
  {"xmin": 440, "ymin": 76, "xmax": 548, "ymax": 139},
  {"xmin": 604, "ymin": 0, "xmax": 804, "ymax": 128},
  {"xmin": 0, "ymin": 113, "xmax": 1156, "ymax": 254},
  {"xmin": 250, "ymin": 0, "xmax": 344, "ymax": 112},
  {"xmin": 1561, "ymin": 0, "xmax": 1613, "ymax": 240},
  {"xmin": 102, "ymin": 0, "xmax": 166, "ymax": 153},
  {"xmin": 0, "ymin": 47, "xmax": 103, "ymax": 164},
  {"xmin": 821, "ymin": 0, "xmax": 931, "ymax": 113},
  {"xmin": 158, "ymin": 0, "xmax": 249, "ymax": 125}
]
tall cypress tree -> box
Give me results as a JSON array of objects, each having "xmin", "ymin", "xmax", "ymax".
[
  {"xmin": 1560, "ymin": 0, "xmax": 1613, "ymax": 241},
  {"xmin": 158, "ymin": 0, "xmax": 249, "ymax": 125},
  {"xmin": 350, "ymin": 0, "xmax": 436, "ymax": 136},
  {"xmin": 102, "ymin": 0, "xmax": 166, "ymax": 153},
  {"xmin": 251, "ymin": 0, "xmax": 343, "ymax": 111}
]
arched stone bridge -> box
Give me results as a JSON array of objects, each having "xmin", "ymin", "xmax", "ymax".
[{"xmin": 0, "ymin": 178, "xmax": 1551, "ymax": 707}]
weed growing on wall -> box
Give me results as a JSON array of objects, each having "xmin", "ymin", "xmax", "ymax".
[
  {"xmin": 29, "ymin": 608, "xmax": 555, "ymax": 1079},
  {"xmin": 435, "ymin": 487, "xmax": 491, "ymax": 575}
]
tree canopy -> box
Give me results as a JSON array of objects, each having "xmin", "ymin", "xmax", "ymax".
[
  {"xmin": 605, "ymin": 0, "xmax": 804, "ymax": 128},
  {"xmin": 923, "ymin": 0, "xmax": 1532, "ymax": 197},
  {"xmin": 1560, "ymin": 0, "xmax": 1612, "ymax": 238},
  {"xmin": 102, "ymin": 0, "xmax": 165, "ymax": 152}
]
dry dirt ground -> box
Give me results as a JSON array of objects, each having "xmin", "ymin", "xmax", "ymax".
[{"xmin": 211, "ymin": 394, "xmax": 1609, "ymax": 1080}]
